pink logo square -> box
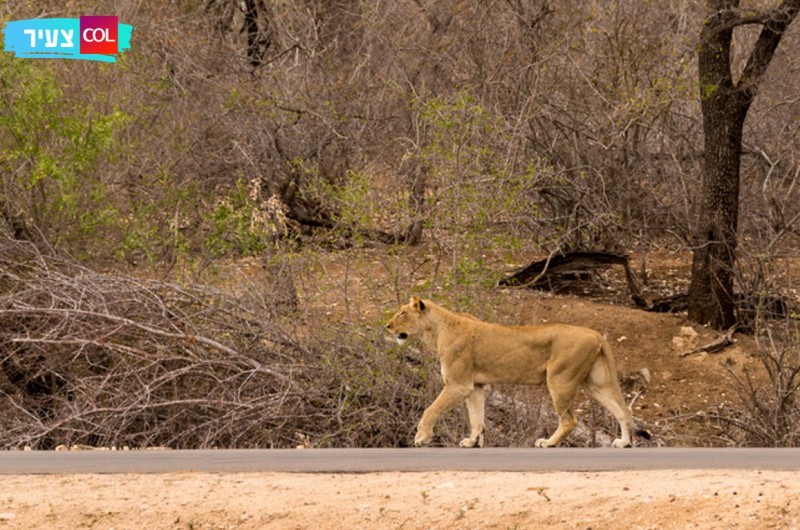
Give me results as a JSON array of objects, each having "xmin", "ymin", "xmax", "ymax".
[{"xmin": 80, "ymin": 16, "xmax": 118, "ymax": 55}]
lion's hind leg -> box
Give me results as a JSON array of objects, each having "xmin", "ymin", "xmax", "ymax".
[
  {"xmin": 460, "ymin": 385, "xmax": 485, "ymax": 448},
  {"xmin": 583, "ymin": 358, "xmax": 634, "ymax": 448},
  {"xmin": 535, "ymin": 375, "xmax": 579, "ymax": 448}
]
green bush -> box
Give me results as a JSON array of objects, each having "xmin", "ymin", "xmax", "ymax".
[{"xmin": 0, "ymin": 55, "xmax": 127, "ymax": 254}]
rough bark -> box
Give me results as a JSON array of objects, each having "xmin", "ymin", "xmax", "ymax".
[{"xmin": 688, "ymin": 0, "xmax": 800, "ymax": 329}]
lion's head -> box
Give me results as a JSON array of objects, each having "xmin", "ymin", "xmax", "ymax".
[{"xmin": 386, "ymin": 296, "xmax": 427, "ymax": 345}]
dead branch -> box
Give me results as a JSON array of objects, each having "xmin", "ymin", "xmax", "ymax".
[{"xmin": 680, "ymin": 326, "xmax": 737, "ymax": 357}]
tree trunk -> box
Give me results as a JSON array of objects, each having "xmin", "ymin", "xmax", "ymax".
[
  {"xmin": 243, "ymin": 0, "xmax": 270, "ymax": 67},
  {"xmin": 688, "ymin": 0, "xmax": 800, "ymax": 329},
  {"xmin": 403, "ymin": 161, "xmax": 428, "ymax": 245},
  {"xmin": 688, "ymin": 3, "xmax": 746, "ymax": 329}
]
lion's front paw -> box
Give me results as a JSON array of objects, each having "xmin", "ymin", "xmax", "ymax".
[
  {"xmin": 414, "ymin": 430, "xmax": 433, "ymax": 447},
  {"xmin": 458, "ymin": 438, "xmax": 483, "ymax": 449},
  {"xmin": 534, "ymin": 438, "xmax": 555, "ymax": 448},
  {"xmin": 459, "ymin": 434, "xmax": 484, "ymax": 448},
  {"xmin": 612, "ymin": 438, "xmax": 632, "ymax": 448}
]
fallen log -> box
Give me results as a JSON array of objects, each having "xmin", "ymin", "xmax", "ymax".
[{"xmin": 499, "ymin": 251, "xmax": 647, "ymax": 307}]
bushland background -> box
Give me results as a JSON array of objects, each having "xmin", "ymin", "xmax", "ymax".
[{"xmin": 1, "ymin": 0, "xmax": 800, "ymax": 451}]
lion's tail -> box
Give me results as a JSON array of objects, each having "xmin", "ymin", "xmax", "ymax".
[{"xmin": 599, "ymin": 335, "xmax": 652, "ymax": 441}]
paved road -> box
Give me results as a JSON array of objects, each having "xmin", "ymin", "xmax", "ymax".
[{"xmin": 2, "ymin": 448, "xmax": 799, "ymax": 474}]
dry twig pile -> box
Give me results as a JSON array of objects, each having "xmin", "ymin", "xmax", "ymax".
[{"xmin": 0, "ymin": 237, "xmax": 318, "ymax": 449}]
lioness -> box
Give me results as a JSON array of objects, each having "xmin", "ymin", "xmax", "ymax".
[{"xmin": 386, "ymin": 297, "xmax": 647, "ymax": 448}]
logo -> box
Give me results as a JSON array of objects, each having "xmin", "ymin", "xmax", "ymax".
[
  {"xmin": 3, "ymin": 16, "xmax": 133, "ymax": 62},
  {"xmin": 80, "ymin": 16, "xmax": 118, "ymax": 55}
]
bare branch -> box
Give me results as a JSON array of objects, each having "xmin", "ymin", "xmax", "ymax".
[{"xmin": 740, "ymin": 0, "xmax": 800, "ymax": 89}]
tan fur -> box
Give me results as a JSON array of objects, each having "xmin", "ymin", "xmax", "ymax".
[{"xmin": 386, "ymin": 297, "xmax": 637, "ymax": 448}]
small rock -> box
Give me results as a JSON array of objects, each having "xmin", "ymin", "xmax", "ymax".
[{"xmin": 672, "ymin": 326, "xmax": 698, "ymax": 353}]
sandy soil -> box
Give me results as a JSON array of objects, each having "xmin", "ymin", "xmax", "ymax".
[{"xmin": 0, "ymin": 470, "xmax": 798, "ymax": 529}]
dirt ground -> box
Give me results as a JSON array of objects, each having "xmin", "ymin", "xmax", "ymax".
[{"xmin": 1, "ymin": 470, "xmax": 798, "ymax": 529}]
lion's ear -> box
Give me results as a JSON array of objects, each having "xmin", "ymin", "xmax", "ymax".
[{"xmin": 410, "ymin": 296, "xmax": 426, "ymax": 312}]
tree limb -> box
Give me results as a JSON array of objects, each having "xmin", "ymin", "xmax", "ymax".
[{"xmin": 739, "ymin": 0, "xmax": 800, "ymax": 90}]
